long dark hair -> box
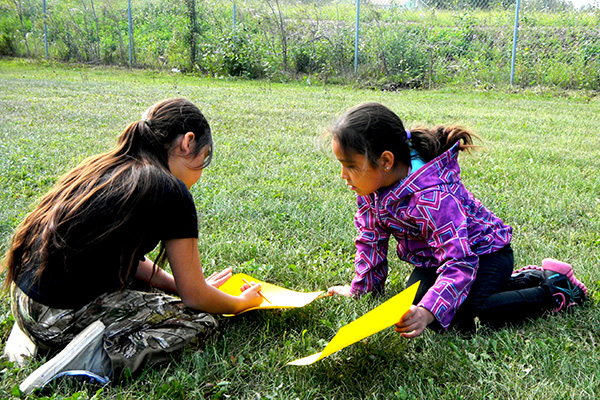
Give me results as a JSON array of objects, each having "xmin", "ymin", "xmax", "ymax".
[
  {"xmin": 2, "ymin": 98, "xmax": 212, "ymax": 290},
  {"xmin": 328, "ymin": 102, "xmax": 479, "ymax": 167}
]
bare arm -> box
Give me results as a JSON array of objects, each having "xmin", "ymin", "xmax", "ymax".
[
  {"xmin": 164, "ymin": 238, "xmax": 262, "ymax": 314},
  {"xmin": 136, "ymin": 258, "xmax": 233, "ymax": 291},
  {"xmin": 135, "ymin": 257, "xmax": 178, "ymax": 294}
]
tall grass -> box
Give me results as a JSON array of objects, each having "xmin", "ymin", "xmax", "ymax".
[{"xmin": 0, "ymin": 59, "xmax": 599, "ymax": 399}]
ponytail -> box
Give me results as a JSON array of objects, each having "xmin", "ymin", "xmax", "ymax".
[
  {"xmin": 409, "ymin": 125, "xmax": 480, "ymax": 162},
  {"xmin": 115, "ymin": 120, "xmax": 170, "ymax": 168}
]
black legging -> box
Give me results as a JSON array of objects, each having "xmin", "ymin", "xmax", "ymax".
[{"xmin": 406, "ymin": 245, "xmax": 553, "ymax": 332}]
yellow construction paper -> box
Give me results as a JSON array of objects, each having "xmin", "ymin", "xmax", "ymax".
[
  {"xmin": 287, "ymin": 281, "xmax": 419, "ymax": 366},
  {"xmin": 219, "ymin": 273, "xmax": 326, "ymax": 315}
]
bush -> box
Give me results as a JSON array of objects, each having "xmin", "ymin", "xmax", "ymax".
[
  {"xmin": 221, "ymin": 30, "xmax": 264, "ymax": 79},
  {"xmin": 0, "ymin": 32, "xmax": 16, "ymax": 56}
]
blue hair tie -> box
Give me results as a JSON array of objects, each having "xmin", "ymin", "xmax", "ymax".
[{"xmin": 405, "ymin": 129, "xmax": 411, "ymax": 140}]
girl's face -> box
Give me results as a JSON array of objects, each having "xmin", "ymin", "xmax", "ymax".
[
  {"xmin": 169, "ymin": 143, "xmax": 211, "ymax": 189},
  {"xmin": 332, "ymin": 138, "xmax": 388, "ymax": 196}
]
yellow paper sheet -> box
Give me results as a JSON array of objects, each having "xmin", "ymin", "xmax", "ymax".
[
  {"xmin": 219, "ymin": 273, "xmax": 326, "ymax": 315},
  {"xmin": 287, "ymin": 281, "xmax": 419, "ymax": 366}
]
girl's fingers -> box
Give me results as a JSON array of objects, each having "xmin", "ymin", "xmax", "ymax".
[
  {"xmin": 400, "ymin": 329, "xmax": 420, "ymax": 338},
  {"xmin": 400, "ymin": 305, "xmax": 416, "ymax": 321},
  {"xmin": 327, "ymin": 285, "xmax": 352, "ymax": 297}
]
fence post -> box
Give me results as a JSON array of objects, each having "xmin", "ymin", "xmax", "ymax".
[
  {"xmin": 127, "ymin": 0, "xmax": 133, "ymax": 66},
  {"xmin": 233, "ymin": 1, "xmax": 236, "ymax": 30},
  {"xmin": 354, "ymin": 0, "xmax": 360, "ymax": 74},
  {"xmin": 510, "ymin": 0, "xmax": 521, "ymax": 85},
  {"xmin": 42, "ymin": 0, "xmax": 48, "ymax": 58}
]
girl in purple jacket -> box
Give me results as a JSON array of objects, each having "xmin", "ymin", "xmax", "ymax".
[{"xmin": 327, "ymin": 102, "xmax": 587, "ymax": 337}]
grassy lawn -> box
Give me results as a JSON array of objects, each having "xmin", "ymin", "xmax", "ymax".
[{"xmin": 0, "ymin": 58, "xmax": 599, "ymax": 399}]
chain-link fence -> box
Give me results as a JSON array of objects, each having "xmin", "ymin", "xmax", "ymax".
[{"xmin": 1, "ymin": 0, "xmax": 599, "ymax": 90}]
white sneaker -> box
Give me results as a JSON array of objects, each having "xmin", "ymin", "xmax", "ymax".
[
  {"xmin": 3, "ymin": 322, "xmax": 37, "ymax": 366},
  {"xmin": 19, "ymin": 320, "xmax": 111, "ymax": 394}
]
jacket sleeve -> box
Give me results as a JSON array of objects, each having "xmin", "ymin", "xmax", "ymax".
[
  {"xmin": 350, "ymin": 196, "xmax": 391, "ymax": 296},
  {"xmin": 409, "ymin": 190, "xmax": 478, "ymax": 329}
]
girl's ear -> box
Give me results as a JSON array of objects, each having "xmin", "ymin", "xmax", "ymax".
[
  {"xmin": 379, "ymin": 150, "xmax": 395, "ymax": 171},
  {"xmin": 180, "ymin": 132, "xmax": 196, "ymax": 155}
]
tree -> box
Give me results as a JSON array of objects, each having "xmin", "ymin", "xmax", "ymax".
[
  {"xmin": 13, "ymin": 0, "xmax": 30, "ymax": 55},
  {"xmin": 265, "ymin": 0, "xmax": 288, "ymax": 71}
]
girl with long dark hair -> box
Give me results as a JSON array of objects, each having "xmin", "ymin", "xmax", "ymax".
[{"xmin": 3, "ymin": 98, "xmax": 262, "ymax": 388}]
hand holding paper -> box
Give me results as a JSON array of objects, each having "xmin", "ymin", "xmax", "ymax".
[
  {"xmin": 241, "ymin": 278, "xmax": 272, "ymax": 304},
  {"xmin": 218, "ymin": 273, "xmax": 326, "ymax": 315},
  {"xmin": 287, "ymin": 281, "xmax": 419, "ymax": 366}
]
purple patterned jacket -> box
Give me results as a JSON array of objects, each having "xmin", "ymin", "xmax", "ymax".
[{"xmin": 350, "ymin": 143, "xmax": 512, "ymax": 329}]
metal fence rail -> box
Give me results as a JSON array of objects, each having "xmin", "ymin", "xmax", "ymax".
[{"xmin": 1, "ymin": 0, "xmax": 598, "ymax": 90}]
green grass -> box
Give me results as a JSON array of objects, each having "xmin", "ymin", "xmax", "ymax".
[{"xmin": 1, "ymin": 58, "xmax": 599, "ymax": 399}]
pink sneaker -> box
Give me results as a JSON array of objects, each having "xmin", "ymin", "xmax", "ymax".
[
  {"xmin": 541, "ymin": 258, "xmax": 588, "ymax": 298},
  {"xmin": 512, "ymin": 258, "xmax": 588, "ymax": 311}
]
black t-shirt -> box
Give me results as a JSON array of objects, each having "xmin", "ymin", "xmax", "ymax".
[{"xmin": 16, "ymin": 171, "xmax": 198, "ymax": 309}]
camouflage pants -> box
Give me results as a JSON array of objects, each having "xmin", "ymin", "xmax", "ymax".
[{"xmin": 11, "ymin": 284, "xmax": 218, "ymax": 376}]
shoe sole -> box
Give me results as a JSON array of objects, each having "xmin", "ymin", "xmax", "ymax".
[{"xmin": 19, "ymin": 320, "xmax": 105, "ymax": 395}]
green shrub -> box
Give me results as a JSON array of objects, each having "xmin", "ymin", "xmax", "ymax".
[
  {"xmin": 221, "ymin": 30, "xmax": 265, "ymax": 79},
  {"xmin": 0, "ymin": 32, "xmax": 16, "ymax": 56}
]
